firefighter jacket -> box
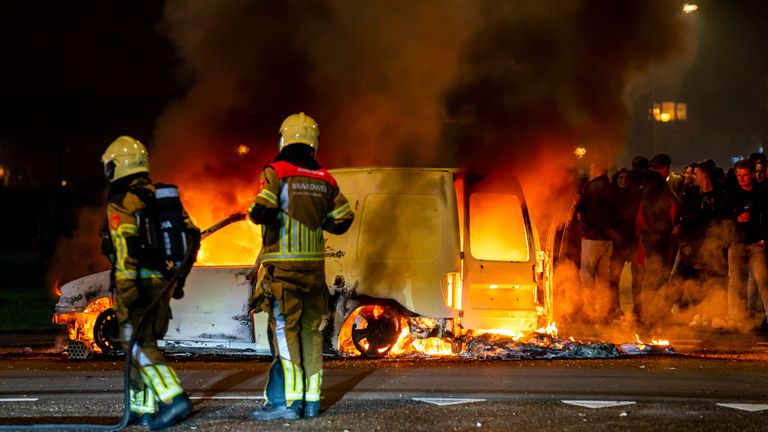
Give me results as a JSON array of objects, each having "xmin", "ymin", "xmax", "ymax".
[
  {"xmin": 106, "ymin": 175, "xmax": 198, "ymax": 312},
  {"xmin": 248, "ymin": 161, "xmax": 353, "ymax": 267}
]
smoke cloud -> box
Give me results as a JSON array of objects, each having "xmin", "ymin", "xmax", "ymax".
[
  {"xmin": 150, "ymin": 0, "xmax": 690, "ymax": 227},
  {"xmin": 57, "ymin": 1, "xmax": 703, "ymax": 341},
  {"xmin": 154, "ymin": 1, "xmax": 694, "ymax": 334}
]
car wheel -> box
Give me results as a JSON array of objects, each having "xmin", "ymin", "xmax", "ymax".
[
  {"xmin": 350, "ymin": 305, "xmax": 401, "ymax": 358},
  {"xmin": 93, "ymin": 308, "xmax": 120, "ymax": 355}
]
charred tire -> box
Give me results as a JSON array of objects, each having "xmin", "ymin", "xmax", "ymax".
[
  {"xmin": 351, "ymin": 305, "xmax": 401, "ymax": 358},
  {"xmin": 93, "ymin": 308, "xmax": 120, "ymax": 355}
]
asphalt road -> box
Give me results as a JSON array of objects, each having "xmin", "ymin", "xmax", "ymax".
[{"xmin": 1, "ymin": 351, "xmax": 768, "ymax": 432}]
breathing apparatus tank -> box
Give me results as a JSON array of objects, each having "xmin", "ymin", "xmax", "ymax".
[{"xmin": 137, "ymin": 184, "xmax": 194, "ymax": 277}]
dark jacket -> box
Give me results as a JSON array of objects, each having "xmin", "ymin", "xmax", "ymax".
[
  {"xmin": 577, "ymin": 174, "xmax": 616, "ymax": 241},
  {"xmin": 636, "ymin": 172, "xmax": 678, "ymax": 238},
  {"xmin": 678, "ymin": 185, "xmax": 726, "ymax": 245},
  {"xmin": 723, "ymin": 183, "xmax": 768, "ymax": 244}
]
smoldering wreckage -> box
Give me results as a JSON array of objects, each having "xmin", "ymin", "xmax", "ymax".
[{"xmin": 53, "ymin": 168, "xmax": 672, "ymax": 361}]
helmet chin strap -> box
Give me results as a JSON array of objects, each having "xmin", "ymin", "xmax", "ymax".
[{"xmin": 104, "ymin": 161, "xmax": 116, "ymax": 181}]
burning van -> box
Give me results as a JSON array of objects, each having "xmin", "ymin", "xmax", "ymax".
[{"xmin": 53, "ymin": 167, "xmax": 552, "ymax": 359}]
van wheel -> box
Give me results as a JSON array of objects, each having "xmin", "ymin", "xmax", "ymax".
[
  {"xmin": 351, "ymin": 305, "xmax": 401, "ymax": 358},
  {"xmin": 93, "ymin": 308, "xmax": 120, "ymax": 355}
]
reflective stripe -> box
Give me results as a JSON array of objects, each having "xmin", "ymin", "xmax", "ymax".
[
  {"xmin": 305, "ymin": 371, "xmax": 322, "ymax": 402},
  {"xmin": 111, "ymin": 224, "xmax": 137, "ymax": 281},
  {"xmin": 143, "ymin": 365, "xmax": 184, "ymax": 404},
  {"xmin": 279, "ymin": 182, "xmax": 290, "ymax": 213},
  {"xmin": 130, "ymin": 375, "xmax": 156, "ymax": 414},
  {"xmin": 327, "ymin": 202, "xmax": 351, "ymax": 219},
  {"xmin": 280, "ymin": 213, "xmax": 288, "ymax": 257},
  {"xmin": 281, "ymin": 358, "xmax": 304, "ymax": 402},
  {"xmin": 261, "ymin": 253, "xmax": 325, "ymax": 263},
  {"xmin": 273, "ymin": 301, "xmax": 291, "ymax": 361},
  {"xmin": 138, "ymin": 269, "xmax": 164, "ymax": 279},
  {"xmin": 257, "ymin": 189, "xmax": 278, "ymax": 207},
  {"xmin": 270, "ymin": 214, "xmax": 325, "ymax": 262}
]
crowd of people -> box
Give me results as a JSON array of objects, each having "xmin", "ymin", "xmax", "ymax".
[{"xmin": 571, "ymin": 152, "xmax": 768, "ymax": 332}]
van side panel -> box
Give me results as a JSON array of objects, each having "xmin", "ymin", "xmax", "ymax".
[{"xmin": 325, "ymin": 169, "xmax": 460, "ymax": 318}]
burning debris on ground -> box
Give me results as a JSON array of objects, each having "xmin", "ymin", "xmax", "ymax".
[
  {"xmin": 340, "ymin": 317, "xmax": 676, "ymax": 361},
  {"xmin": 460, "ymin": 332, "xmax": 675, "ymax": 360}
]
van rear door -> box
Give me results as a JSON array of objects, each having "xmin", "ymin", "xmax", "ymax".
[{"xmin": 460, "ymin": 175, "xmax": 540, "ymax": 334}]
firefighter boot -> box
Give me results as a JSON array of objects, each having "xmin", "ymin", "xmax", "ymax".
[
  {"xmin": 142, "ymin": 365, "xmax": 191, "ymax": 430},
  {"xmin": 304, "ymin": 401, "xmax": 320, "ymax": 418},
  {"xmin": 251, "ymin": 403, "xmax": 301, "ymax": 421},
  {"xmin": 149, "ymin": 393, "xmax": 193, "ymax": 430},
  {"xmin": 128, "ymin": 375, "xmax": 156, "ymax": 426},
  {"xmin": 128, "ymin": 411, "xmax": 154, "ymax": 427}
]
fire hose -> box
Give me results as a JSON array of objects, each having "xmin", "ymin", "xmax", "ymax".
[{"xmin": 0, "ymin": 231, "xmax": 201, "ymax": 431}]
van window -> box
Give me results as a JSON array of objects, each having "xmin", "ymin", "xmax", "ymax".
[
  {"xmin": 358, "ymin": 194, "xmax": 440, "ymax": 261},
  {"xmin": 469, "ymin": 193, "xmax": 529, "ymax": 262}
]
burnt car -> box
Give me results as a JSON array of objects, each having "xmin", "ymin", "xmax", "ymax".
[{"xmin": 54, "ymin": 168, "xmax": 553, "ymax": 359}]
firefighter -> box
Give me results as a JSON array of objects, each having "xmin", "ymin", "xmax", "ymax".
[
  {"xmin": 248, "ymin": 113, "xmax": 354, "ymax": 420},
  {"xmin": 101, "ymin": 136, "xmax": 199, "ymax": 430}
]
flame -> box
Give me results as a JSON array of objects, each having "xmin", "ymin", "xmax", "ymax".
[
  {"xmin": 53, "ymin": 297, "xmax": 114, "ymax": 354},
  {"xmin": 52, "ymin": 280, "xmax": 62, "ymax": 297},
  {"xmin": 371, "ymin": 305, "xmax": 385, "ymax": 319},
  {"xmin": 195, "ymin": 216, "xmax": 261, "ymax": 266},
  {"xmin": 409, "ymin": 338, "xmax": 454, "ymax": 355},
  {"xmin": 338, "ymin": 308, "xmax": 457, "ymax": 356},
  {"xmin": 635, "ymin": 333, "xmax": 670, "ymax": 347},
  {"xmin": 474, "ymin": 329, "xmax": 525, "ymax": 340},
  {"xmin": 535, "ymin": 321, "xmax": 559, "ymax": 338}
]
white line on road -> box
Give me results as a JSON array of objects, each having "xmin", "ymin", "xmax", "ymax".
[
  {"xmin": 716, "ymin": 403, "xmax": 768, "ymax": 412},
  {"xmin": 562, "ymin": 400, "xmax": 636, "ymax": 409},
  {"xmin": 413, "ymin": 397, "xmax": 486, "ymax": 406},
  {"xmin": 0, "ymin": 398, "xmax": 39, "ymax": 402}
]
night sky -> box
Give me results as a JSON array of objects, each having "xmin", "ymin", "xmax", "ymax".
[
  {"xmin": 1, "ymin": 1, "xmax": 766, "ymax": 189},
  {"xmin": 1, "ymin": 0, "xmax": 768, "ymax": 285}
]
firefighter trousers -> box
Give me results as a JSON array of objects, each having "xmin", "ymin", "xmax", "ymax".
[
  {"xmin": 117, "ymin": 277, "xmax": 185, "ymax": 413},
  {"xmin": 262, "ymin": 265, "xmax": 328, "ymax": 410}
]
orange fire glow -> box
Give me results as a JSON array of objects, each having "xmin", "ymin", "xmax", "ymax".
[
  {"xmin": 635, "ymin": 333, "xmax": 670, "ymax": 347},
  {"xmin": 469, "ymin": 193, "xmax": 529, "ymax": 262},
  {"xmin": 195, "ymin": 220, "xmax": 261, "ymax": 266},
  {"xmin": 535, "ymin": 321, "xmax": 559, "ymax": 338},
  {"xmin": 180, "ymin": 181, "xmax": 262, "ymax": 266},
  {"xmin": 54, "ymin": 297, "xmax": 114, "ymax": 354}
]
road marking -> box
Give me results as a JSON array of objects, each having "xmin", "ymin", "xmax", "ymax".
[
  {"xmin": 413, "ymin": 397, "xmax": 486, "ymax": 406},
  {"xmin": 0, "ymin": 398, "xmax": 38, "ymax": 402},
  {"xmin": 562, "ymin": 400, "xmax": 636, "ymax": 409},
  {"xmin": 717, "ymin": 403, "xmax": 768, "ymax": 412},
  {"xmin": 190, "ymin": 396, "xmax": 265, "ymax": 400}
]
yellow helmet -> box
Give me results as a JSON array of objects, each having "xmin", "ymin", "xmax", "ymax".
[
  {"xmin": 278, "ymin": 112, "xmax": 319, "ymax": 153},
  {"xmin": 101, "ymin": 136, "xmax": 150, "ymax": 182}
]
